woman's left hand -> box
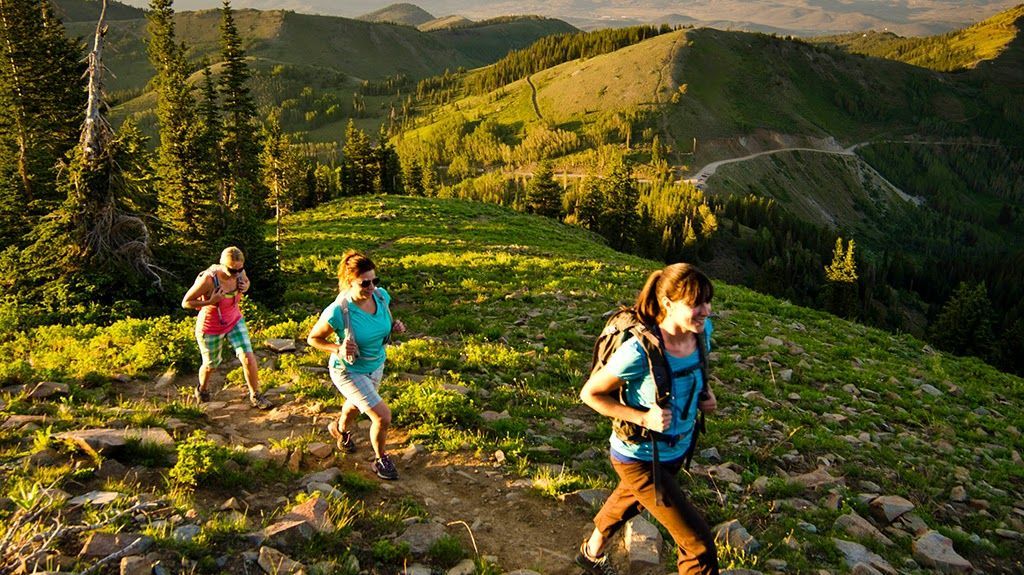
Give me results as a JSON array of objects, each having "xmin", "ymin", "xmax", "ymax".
[
  {"xmin": 392, "ymin": 319, "xmax": 406, "ymax": 334},
  {"xmin": 698, "ymin": 387, "xmax": 717, "ymax": 413}
]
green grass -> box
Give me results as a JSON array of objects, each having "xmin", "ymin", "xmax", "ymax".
[{"xmin": 2, "ymin": 194, "xmax": 1023, "ymax": 571}]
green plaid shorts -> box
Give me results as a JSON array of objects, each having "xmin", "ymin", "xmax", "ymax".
[{"xmin": 196, "ymin": 318, "xmax": 253, "ymax": 367}]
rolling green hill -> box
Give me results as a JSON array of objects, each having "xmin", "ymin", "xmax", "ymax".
[
  {"xmin": 49, "ymin": 0, "xmax": 144, "ymax": 22},
  {"xmin": 356, "ymin": 2, "xmax": 434, "ymax": 27},
  {"xmin": 426, "ymin": 16, "xmax": 578, "ymax": 63},
  {"xmin": 813, "ymin": 4, "xmax": 1024, "ymax": 73},
  {"xmin": 1, "ymin": 195, "xmax": 1021, "ymax": 573}
]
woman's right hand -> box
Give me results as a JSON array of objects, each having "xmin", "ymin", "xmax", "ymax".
[
  {"xmin": 203, "ymin": 292, "xmax": 224, "ymax": 306},
  {"xmin": 641, "ymin": 404, "xmax": 672, "ymax": 433},
  {"xmin": 343, "ymin": 336, "xmax": 359, "ymax": 361}
]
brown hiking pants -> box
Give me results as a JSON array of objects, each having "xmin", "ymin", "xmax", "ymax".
[{"xmin": 593, "ymin": 456, "xmax": 719, "ymax": 575}]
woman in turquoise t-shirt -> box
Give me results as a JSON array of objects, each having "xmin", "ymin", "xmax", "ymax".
[
  {"xmin": 577, "ymin": 263, "xmax": 720, "ymax": 575},
  {"xmin": 307, "ymin": 251, "xmax": 406, "ymax": 480}
]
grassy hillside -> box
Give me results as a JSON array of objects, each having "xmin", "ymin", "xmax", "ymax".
[
  {"xmin": 814, "ymin": 5, "xmax": 1024, "ymax": 73},
  {"xmin": 426, "ymin": 16, "xmax": 578, "ymax": 63},
  {"xmin": 356, "ymin": 2, "xmax": 434, "ymax": 27},
  {"xmin": 50, "ymin": 0, "xmax": 144, "ymax": 22},
  {"xmin": 3, "ymin": 196, "xmax": 1024, "ymax": 573}
]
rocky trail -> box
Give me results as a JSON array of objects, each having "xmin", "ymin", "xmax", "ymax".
[{"xmin": 100, "ymin": 350, "xmax": 597, "ymax": 575}]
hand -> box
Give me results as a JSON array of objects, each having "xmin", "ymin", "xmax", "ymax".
[
  {"xmin": 641, "ymin": 403, "xmax": 672, "ymax": 433},
  {"xmin": 392, "ymin": 319, "xmax": 406, "ymax": 334},
  {"xmin": 698, "ymin": 388, "xmax": 717, "ymax": 413},
  {"xmin": 236, "ymin": 272, "xmax": 249, "ymax": 293},
  {"xmin": 343, "ymin": 336, "xmax": 359, "ymax": 361},
  {"xmin": 203, "ymin": 292, "xmax": 224, "ymax": 306}
]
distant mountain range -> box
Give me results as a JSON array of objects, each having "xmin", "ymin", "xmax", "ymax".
[{"xmin": 104, "ymin": 0, "xmax": 1023, "ymax": 36}]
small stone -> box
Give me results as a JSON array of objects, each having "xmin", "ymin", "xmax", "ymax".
[
  {"xmin": 287, "ymin": 449, "xmax": 302, "ymax": 472},
  {"xmin": 832, "ymin": 538, "xmax": 897, "ymax": 575},
  {"xmin": 713, "ymin": 519, "xmax": 759, "ymax": 553},
  {"xmin": 300, "ymin": 468, "xmax": 341, "ymax": 486},
  {"xmin": 120, "ymin": 555, "xmax": 153, "ymax": 575},
  {"xmin": 306, "ymin": 442, "xmax": 332, "ymax": 459},
  {"xmin": 708, "ymin": 465, "xmax": 743, "ymax": 484},
  {"xmin": 493, "ymin": 450, "xmax": 506, "ymax": 464},
  {"xmin": 69, "ymin": 491, "xmax": 122, "ymax": 506},
  {"xmin": 480, "ymin": 410, "xmax": 510, "ymax": 423},
  {"xmin": 791, "ymin": 467, "xmax": 843, "ymax": 491},
  {"xmin": 155, "ymin": 368, "xmax": 176, "ymax": 388},
  {"xmin": 396, "ymin": 522, "xmax": 447, "ymax": 555},
  {"xmin": 447, "ymin": 558, "xmax": 476, "ymax": 575},
  {"xmin": 912, "ymin": 530, "xmax": 972, "ymax": 573},
  {"xmin": 625, "ymin": 515, "xmax": 661, "ymax": 570},
  {"xmin": 763, "ymin": 336, "xmax": 784, "ymax": 346},
  {"xmin": 834, "ymin": 513, "xmax": 893, "ymax": 546},
  {"xmin": 265, "ymin": 338, "xmax": 296, "ymax": 352},
  {"xmin": 258, "ymin": 546, "xmax": 304, "ymax": 574},
  {"xmin": 919, "ymin": 383, "xmax": 942, "ymax": 397},
  {"xmin": 559, "ymin": 488, "xmax": 611, "ymax": 509},
  {"xmin": 700, "ymin": 447, "xmax": 721, "ymax": 462},
  {"xmin": 869, "ymin": 495, "xmax": 915, "ymax": 524},
  {"xmin": 949, "ymin": 486, "xmax": 967, "ymax": 502},
  {"xmin": 402, "ymin": 443, "xmax": 427, "ymax": 460},
  {"xmin": 173, "ymin": 524, "xmax": 201, "ymax": 542},
  {"xmin": 779, "ymin": 369, "xmax": 793, "ymax": 382},
  {"xmin": 27, "ymin": 381, "xmax": 69, "ymax": 400}
]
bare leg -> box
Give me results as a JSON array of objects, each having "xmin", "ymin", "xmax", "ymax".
[
  {"xmin": 197, "ymin": 363, "xmax": 214, "ymax": 391},
  {"xmin": 366, "ymin": 401, "xmax": 392, "ymax": 459},
  {"xmin": 338, "ymin": 399, "xmax": 360, "ymax": 433},
  {"xmin": 240, "ymin": 351, "xmax": 261, "ymax": 396}
]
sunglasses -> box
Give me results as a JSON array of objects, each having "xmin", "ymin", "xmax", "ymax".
[
  {"xmin": 358, "ymin": 277, "xmax": 381, "ymax": 288},
  {"xmin": 227, "ymin": 266, "xmax": 244, "ymax": 275}
]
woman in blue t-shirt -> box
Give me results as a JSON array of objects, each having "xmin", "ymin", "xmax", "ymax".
[
  {"xmin": 307, "ymin": 251, "xmax": 406, "ymax": 480},
  {"xmin": 577, "ymin": 263, "xmax": 719, "ymax": 575}
]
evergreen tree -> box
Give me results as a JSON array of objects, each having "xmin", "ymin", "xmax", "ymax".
[
  {"xmin": 401, "ymin": 156, "xmax": 424, "ymax": 196},
  {"xmin": 598, "ymin": 163, "xmax": 640, "ymax": 251},
  {"xmin": 148, "ymin": 0, "xmax": 214, "ymax": 244},
  {"xmin": 340, "ymin": 119, "xmax": 374, "ymax": 195},
  {"xmin": 217, "ymin": 0, "xmax": 262, "ymax": 212},
  {"xmin": 374, "ymin": 127, "xmax": 402, "ymax": 194},
  {"xmin": 930, "ymin": 281, "xmax": 997, "ymax": 362},
  {"xmin": 0, "ymin": 0, "xmax": 83, "ymax": 244},
  {"xmin": 261, "ymin": 112, "xmax": 306, "ymax": 254},
  {"xmin": 526, "ymin": 160, "xmax": 563, "ymax": 219},
  {"xmin": 217, "ymin": 0, "xmax": 281, "ymax": 305},
  {"xmin": 195, "ymin": 64, "xmax": 223, "ymax": 218},
  {"xmin": 421, "ymin": 162, "xmax": 438, "ymax": 197},
  {"xmin": 573, "ymin": 176, "xmax": 603, "ymax": 230}
]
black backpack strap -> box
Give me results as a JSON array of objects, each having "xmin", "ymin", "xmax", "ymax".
[
  {"xmin": 681, "ymin": 330, "xmax": 711, "ymax": 469},
  {"xmin": 633, "ymin": 323, "xmax": 674, "ymax": 506}
]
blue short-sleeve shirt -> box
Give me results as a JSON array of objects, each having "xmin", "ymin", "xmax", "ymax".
[
  {"xmin": 605, "ymin": 319, "xmax": 713, "ymax": 462},
  {"xmin": 318, "ymin": 288, "xmax": 393, "ymax": 374}
]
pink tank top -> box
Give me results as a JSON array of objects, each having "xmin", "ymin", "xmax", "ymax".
[{"xmin": 196, "ymin": 267, "xmax": 243, "ymax": 335}]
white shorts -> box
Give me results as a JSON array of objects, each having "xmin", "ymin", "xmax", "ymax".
[{"xmin": 328, "ymin": 365, "xmax": 385, "ymax": 413}]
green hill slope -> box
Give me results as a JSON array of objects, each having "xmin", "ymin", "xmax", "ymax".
[
  {"xmin": 814, "ymin": 5, "xmax": 1024, "ymax": 73},
  {"xmin": 2, "ymin": 195, "xmax": 1021, "ymax": 572},
  {"xmin": 51, "ymin": 0, "xmax": 144, "ymax": 22},
  {"xmin": 427, "ymin": 16, "xmax": 578, "ymax": 63},
  {"xmin": 356, "ymin": 2, "xmax": 434, "ymax": 27}
]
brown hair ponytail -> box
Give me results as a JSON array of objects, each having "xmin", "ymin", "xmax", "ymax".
[
  {"xmin": 337, "ymin": 250, "xmax": 376, "ymax": 292},
  {"xmin": 633, "ymin": 263, "xmax": 714, "ymax": 324}
]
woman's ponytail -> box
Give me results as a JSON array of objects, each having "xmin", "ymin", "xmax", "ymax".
[{"xmin": 634, "ymin": 269, "xmax": 663, "ymax": 324}]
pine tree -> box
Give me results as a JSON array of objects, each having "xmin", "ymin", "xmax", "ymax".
[
  {"xmin": 0, "ymin": 0, "xmax": 84, "ymax": 244},
  {"xmin": 20, "ymin": 3, "xmax": 161, "ymax": 311},
  {"xmin": 217, "ymin": 0, "xmax": 262, "ymax": 212},
  {"xmin": 261, "ymin": 112, "xmax": 305, "ymax": 254},
  {"xmin": 148, "ymin": 0, "xmax": 214, "ymax": 244},
  {"xmin": 421, "ymin": 163, "xmax": 438, "ymax": 197},
  {"xmin": 930, "ymin": 281, "xmax": 997, "ymax": 362},
  {"xmin": 217, "ymin": 0, "xmax": 281, "ymax": 305},
  {"xmin": 374, "ymin": 126, "xmax": 402, "ymax": 194},
  {"xmin": 526, "ymin": 160, "xmax": 563, "ymax": 218},
  {"xmin": 341, "ymin": 119, "xmax": 374, "ymax": 195},
  {"xmin": 573, "ymin": 176, "xmax": 603, "ymax": 230},
  {"xmin": 599, "ymin": 163, "xmax": 639, "ymax": 251},
  {"xmin": 401, "ymin": 156, "xmax": 424, "ymax": 196}
]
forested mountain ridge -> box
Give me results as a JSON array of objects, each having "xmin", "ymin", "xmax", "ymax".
[
  {"xmin": 398, "ymin": 6, "xmax": 1024, "ymax": 372},
  {"xmin": 356, "ymin": 2, "xmax": 435, "ymax": 27}
]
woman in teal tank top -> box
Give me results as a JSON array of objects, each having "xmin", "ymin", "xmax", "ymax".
[{"xmin": 307, "ymin": 251, "xmax": 406, "ymax": 480}]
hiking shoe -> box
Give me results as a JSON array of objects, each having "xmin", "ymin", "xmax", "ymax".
[
  {"xmin": 372, "ymin": 454, "xmax": 399, "ymax": 480},
  {"xmin": 249, "ymin": 393, "xmax": 273, "ymax": 410},
  {"xmin": 575, "ymin": 543, "xmax": 617, "ymax": 575},
  {"xmin": 194, "ymin": 385, "xmax": 211, "ymax": 403},
  {"xmin": 327, "ymin": 420, "xmax": 356, "ymax": 453}
]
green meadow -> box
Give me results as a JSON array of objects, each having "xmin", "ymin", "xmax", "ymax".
[{"xmin": 1, "ymin": 196, "xmax": 1021, "ymax": 572}]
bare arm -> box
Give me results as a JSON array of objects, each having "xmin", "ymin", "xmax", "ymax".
[
  {"xmin": 181, "ymin": 274, "xmax": 219, "ymax": 310},
  {"xmin": 580, "ymin": 367, "xmax": 671, "ymax": 433},
  {"xmin": 306, "ymin": 315, "xmax": 342, "ymax": 355}
]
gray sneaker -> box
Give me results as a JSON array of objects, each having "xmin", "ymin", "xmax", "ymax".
[
  {"xmin": 372, "ymin": 454, "xmax": 399, "ymax": 480},
  {"xmin": 249, "ymin": 393, "xmax": 273, "ymax": 410}
]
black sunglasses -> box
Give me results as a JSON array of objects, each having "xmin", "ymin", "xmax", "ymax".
[
  {"xmin": 227, "ymin": 266, "xmax": 244, "ymax": 275},
  {"xmin": 358, "ymin": 277, "xmax": 381, "ymax": 288}
]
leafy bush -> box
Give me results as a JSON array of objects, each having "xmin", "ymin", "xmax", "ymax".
[
  {"xmin": 371, "ymin": 539, "xmax": 410, "ymax": 565},
  {"xmin": 427, "ymin": 535, "xmax": 464, "ymax": 567},
  {"xmin": 169, "ymin": 430, "xmax": 248, "ymax": 491},
  {"xmin": 389, "ymin": 380, "xmax": 480, "ymax": 429}
]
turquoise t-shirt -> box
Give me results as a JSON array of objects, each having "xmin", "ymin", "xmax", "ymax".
[
  {"xmin": 605, "ymin": 319, "xmax": 713, "ymax": 462},
  {"xmin": 319, "ymin": 288, "xmax": 393, "ymax": 374}
]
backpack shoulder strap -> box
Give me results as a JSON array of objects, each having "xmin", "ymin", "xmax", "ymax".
[
  {"xmin": 337, "ymin": 295, "xmax": 352, "ymax": 338},
  {"xmin": 633, "ymin": 323, "xmax": 672, "ymax": 405}
]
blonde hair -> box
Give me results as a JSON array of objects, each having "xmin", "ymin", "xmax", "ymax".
[
  {"xmin": 634, "ymin": 263, "xmax": 713, "ymax": 324},
  {"xmin": 337, "ymin": 250, "xmax": 376, "ymax": 291},
  {"xmin": 220, "ymin": 246, "xmax": 244, "ymax": 266}
]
